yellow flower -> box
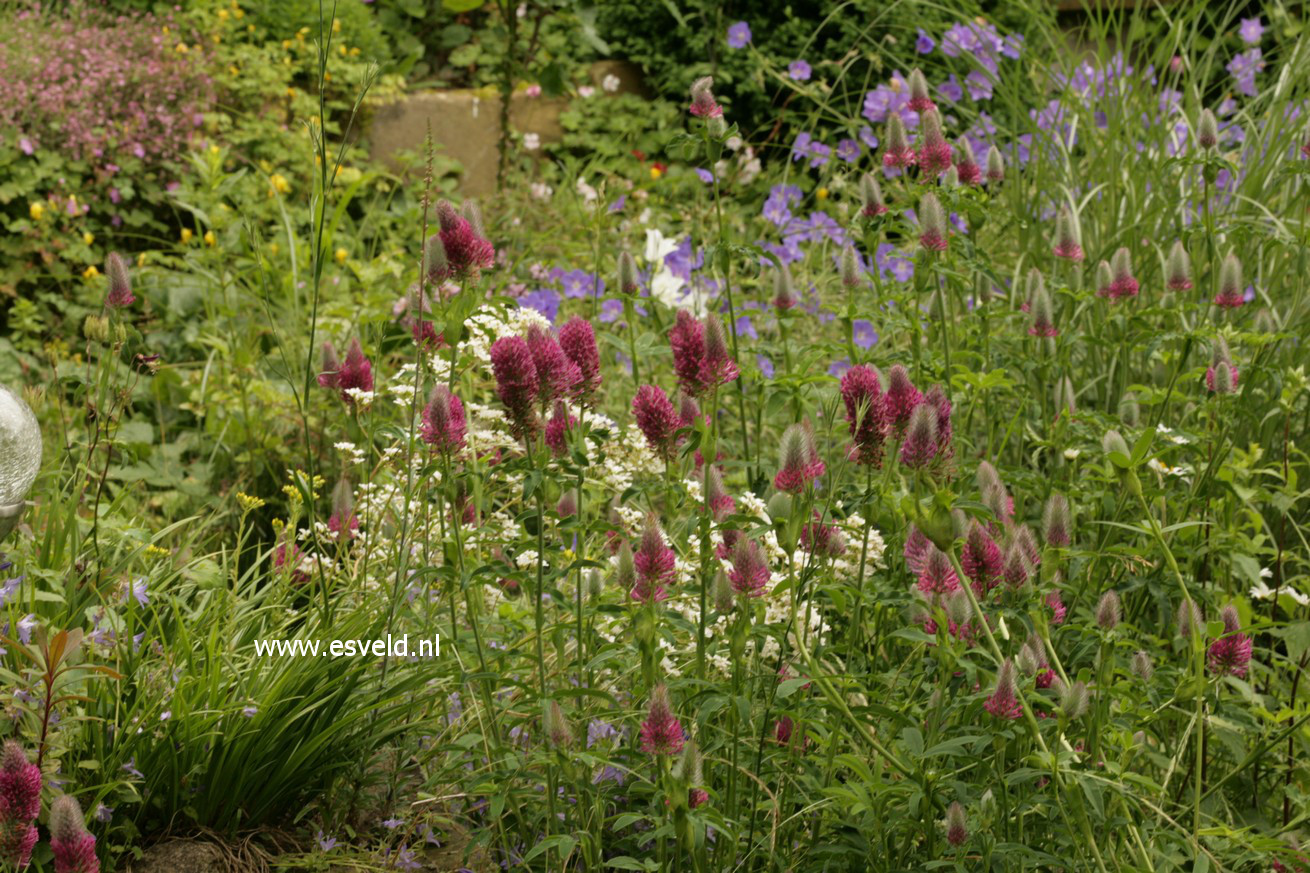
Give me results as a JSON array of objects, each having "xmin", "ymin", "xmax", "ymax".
[
  {"xmin": 235, "ymin": 8, "xmax": 245, "ymax": 20},
  {"xmin": 137, "ymin": 252, "xmax": 148, "ymax": 268},
  {"xmin": 229, "ymin": 65, "xmax": 239, "ymax": 76},
  {"xmin": 281, "ymin": 38, "xmax": 292, "ymax": 49},
  {"xmin": 209, "ymin": 144, "xmax": 221, "ymax": 155},
  {"xmin": 180, "ymin": 228, "xmax": 193, "ymax": 244},
  {"xmin": 650, "ymin": 166, "xmax": 663, "ymax": 180},
  {"xmin": 281, "ymin": 484, "xmax": 303, "ymax": 505},
  {"xmin": 218, "ymin": 8, "xmax": 229, "ymax": 20},
  {"xmin": 816, "ymin": 187, "xmax": 829, "ymax": 200},
  {"xmin": 236, "ymin": 491, "xmax": 266, "ymax": 513},
  {"xmin": 175, "ymin": 42, "xmax": 187, "ymax": 53},
  {"xmin": 144, "ymin": 544, "xmax": 171, "ymax": 558},
  {"xmin": 334, "ymin": 248, "xmax": 347, "ymax": 264},
  {"xmin": 83, "ymin": 265, "xmax": 100, "ymax": 280},
  {"xmin": 29, "ymin": 202, "xmax": 45, "ymax": 221},
  {"xmin": 269, "ymin": 242, "xmax": 280, "ymax": 256},
  {"xmin": 338, "ymin": 44, "xmax": 347, "ymax": 56},
  {"xmin": 83, "ymin": 231, "xmax": 95, "ymax": 245},
  {"xmin": 204, "ymin": 230, "xmax": 216, "ymax": 247},
  {"xmin": 332, "ymin": 18, "xmax": 341, "ymax": 33},
  {"xmin": 269, "ymin": 173, "xmax": 291, "ymax": 194},
  {"xmin": 349, "ymin": 47, "xmax": 360, "ymax": 57},
  {"xmin": 323, "ymin": 72, "xmax": 332, "ymax": 82}
]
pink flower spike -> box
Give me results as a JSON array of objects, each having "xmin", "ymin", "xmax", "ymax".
[
  {"xmin": 490, "ymin": 335, "xmax": 540, "ymax": 440},
  {"xmin": 632, "ymin": 384, "xmax": 682, "ymax": 460},
  {"xmin": 640, "ymin": 684, "xmax": 685, "ymax": 756},
  {"xmin": 984, "ymin": 659, "xmax": 1023, "ymax": 720},
  {"xmin": 558, "ymin": 316, "xmax": 602, "ymax": 403}
]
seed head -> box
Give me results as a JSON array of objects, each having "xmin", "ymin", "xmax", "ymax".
[
  {"xmin": 945, "ymin": 801, "xmax": 968, "ymax": 846},
  {"xmin": 839, "ymin": 245, "xmax": 862, "ymax": 287}
]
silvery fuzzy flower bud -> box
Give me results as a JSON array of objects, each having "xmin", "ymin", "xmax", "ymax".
[
  {"xmin": 1096, "ymin": 589, "xmax": 1121, "ymax": 630},
  {"xmin": 1218, "ymin": 252, "xmax": 1243, "ymax": 302},
  {"xmin": 1095, "ymin": 260, "xmax": 1114, "ymax": 297},
  {"xmin": 918, "ymin": 192, "xmax": 948, "ymax": 251},
  {"xmin": 461, "ymin": 198, "xmax": 486, "ymax": 237},
  {"xmin": 976, "ymin": 460, "xmax": 1003, "ymax": 496},
  {"xmin": 944, "ymin": 588, "xmax": 972, "ymax": 627},
  {"xmin": 859, "ymin": 173, "xmax": 887, "ymax": 216},
  {"xmin": 766, "ymin": 492, "xmax": 793, "ymax": 524},
  {"xmin": 713, "ymin": 569, "xmax": 736, "ymax": 613},
  {"xmin": 1166, "ymin": 240, "xmax": 1192, "ymax": 291},
  {"xmin": 1196, "ymin": 108, "xmax": 1219, "ymax": 150},
  {"xmin": 1212, "ymin": 361, "xmax": 1236, "ymax": 394},
  {"xmin": 772, "ymin": 263, "xmax": 799, "ymax": 311},
  {"xmin": 84, "ymin": 314, "xmax": 110, "ymax": 343},
  {"xmin": 985, "ymin": 145, "xmax": 1005, "ymax": 184},
  {"xmin": 105, "ymin": 251, "xmax": 135, "ymax": 307},
  {"xmin": 1102, "ymin": 429, "xmax": 1130, "ymax": 458},
  {"xmin": 1053, "ymin": 205, "xmax": 1084, "ymax": 262},
  {"xmin": 614, "ymin": 540, "xmax": 636, "ymax": 591},
  {"xmin": 708, "ymin": 115, "xmax": 728, "ymax": 138},
  {"xmin": 422, "ymin": 233, "xmax": 449, "ymax": 281},
  {"xmin": 586, "ymin": 569, "xmax": 604, "ymax": 600},
  {"xmin": 945, "ymin": 801, "xmax": 968, "ymax": 846},
  {"xmin": 543, "ymin": 699, "xmax": 573, "ymax": 748},
  {"xmin": 1132, "ymin": 650, "xmax": 1153, "ymax": 682},
  {"xmin": 1118, "ymin": 392, "xmax": 1140, "ymax": 427},
  {"xmin": 617, "ymin": 250, "xmax": 640, "ymax": 295},
  {"xmin": 1042, "ymin": 494, "xmax": 1072, "ymax": 547},
  {"xmin": 1060, "ymin": 680, "xmax": 1090, "ymax": 719},
  {"xmin": 840, "ymin": 245, "xmax": 862, "ymax": 287},
  {"xmin": 1177, "ymin": 599, "xmax": 1203, "ymax": 639},
  {"xmin": 1253, "ymin": 308, "xmax": 1276, "ymax": 333},
  {"xmin": 1016, "ymin": 636, "xmax": 1043, "ymax": 676},
  {"xmin": 907, "ymin": 68, "xmax": 935, "ymax": 112},
  {"xmin": 1054, "ymin": 376, "xmax": 1076, "ymax": 418},
  {"xmin": 942, "ymin": 165, "xmax": 960, "ymax": 188}
]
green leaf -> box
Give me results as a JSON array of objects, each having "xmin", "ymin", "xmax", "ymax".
[{"xmin": 442, "ymin": 0, "xmax": 484, "ymax": 11}]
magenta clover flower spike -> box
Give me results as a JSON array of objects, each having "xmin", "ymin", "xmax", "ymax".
[
  {"xmin": 955, "ymin": 137, "xmax": 981, "ymax": 186},
  {"xmin": 559, "ymin": 316, "xmax": 602, "ymax": 404},
  {"xmin": 489, "ymin": 335, "xmax": 540, "ymax": 441},
  {"xmin": 420, "ymin": 385, "xmax": 467, "ymax": 454},
  {"xmin": 50, "ymin": 795, "xmax": 99, "ymax": 873},
  {"xmin": 526, "ymin": 324, "xmax": 582, "ymax": 406},
  {"xmin": 632, "ymin": 384, "xmax": 682, "ymax": 461},
  {"xmin": 961, "ymin": 520, "xmax": 1003, "ymax": 597},
  {"xmin": 984, "ymin": 659, "xmax": 1023, "ymax": 720},
  {"xmin": 728, "ymin": 536, "xmax": 770, "ymax": 598},
  {"xmin": 900, "ymin": 403, "xmax": 941, "ymax": 469},
  {"xmin": 840, "ymin": 365, "xmax": 887, "ymax": 466},
  {"xmin": 883, "ymin": 365, "xmax": 923, "ymax": 430},
  {"xmin": 1166, "ymin": 241, "xmax": 1193, "ymax": 291},
  {"xmin": 773, "ymin": 422, "xmax": 825, "ymax": 494},
  {"xmin": 1207, "ymin": 605, "xmax": 1253, "ymax": 677},
  {"xmin": 640, "ymin": 684, "xmax": 685, "ymax": 756},
  {"xmin": 1214, "ymin": 252, "xmax": 1246, "ymax": 308},
  {"xmin": 906, "ymin": 68, "xmax": 935, "ymax": 113},
  {"xmin": 689, "ymin": 76, "xmax": 723, "ymax": 118},
  {"xmin": 0, "ymin": 741, "xmax": 40, "ymax": 869},
  {"xmin": 632, "ymin": 516, "xmax": 676, "ymax": 604},
  {"xmin": 431, "ymin": 200, "xmax": 494, "ymax": 281},
  {"xmin": 916, "ymin": 110, "xmax": 953, "ymax": 178},
  {"xmin": 336, "ymin": 337, "xmax": 374, "ymax": 405},
  {"xmin": 544, "ymin": 400, "xmax": 577, "ymax": 457}
]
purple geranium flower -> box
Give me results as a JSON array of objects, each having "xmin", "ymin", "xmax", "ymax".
[
  {"xmin": 836, "ymin": 138, "xmax": 861, "ymax": 163},
  {"xmin": 727, "ymin": 21, "xmax": 751, "ymax": 48},
  {"xmin": 852, "ymin": 319, "xmax": 878, "ymax": 349},
  {"xmin": 788, "ymin": 59, "xmax": 812, "ymax": 81},
  {"xmin": 1238, "ymin": 17, "xmax": 1263, "ymax": 45},
  {"xmin": 757, "ymin": 355, "xmax": 774, "ymax": 379},
  {"xmin": 916, "ymin": 29, "xmax": 935, "ymax": 54},
  {"xmin": 1227, "ymin": 48, "xmax": 1263, "ymax": 97}
]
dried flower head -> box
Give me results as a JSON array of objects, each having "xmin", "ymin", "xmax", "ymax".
[
  {"xmin": 1096, "ymin": 589, "xmax": 1122, "ymax": 630},
  {"xmin": 1042, "ymin": 494, "xmax": 1072, "ymax": 547},
  {"xmin": 617, "ymin": 250, "xmax": 640, "ymax": 295}
]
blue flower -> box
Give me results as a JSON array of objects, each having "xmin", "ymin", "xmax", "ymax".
[
  {"xmin": 828, "ymin": 359, "xmax": 852, "ymax": 379},
  {"xmin": 965, "ymin": 70, "xmax": 994, "ymax": 101},
  {"xmin": 382, "ymin": 817, "xmax": 405, "ymax": 829},
  {"xmin": 520, "ymin": 289, "xmax": 560, "ymax": 322},
  {"xmin": 916, "ymin": 29, "xmax": 935, "ymax": 54},
  {"xmin": 316, "ymin": 831, "xmax": 337, "ymax": 851},
  {"xmin": 608, "ymin": 194, "xmax": 627, "ymax": 213},
  {"xmin": 757, "ymin": 355, "xmax": 774, "ymax": 379},
  {"xmin": 0, "ymin": 576, "xmax": 21, "ymax": 608},
  {"xmin": 587, "ymin": 719, "xmax": 620, "ymax": 747},
  {"xmin": 938, "ymin": 74, "xmax": 963, "ymax": 103},
  {"xmin": 836, "ymin": 138, "xmax": 861, "ymax": 163},
  {"xmin": 852, "ymin": 319, "xmax": 878, "ymax": 349},
  {"xmin": 1227, "ymin": 48, "xmax": 1263, "ymax": 97},
  {"xmin": 858, "ymin": 126, "xmax": 879, "ymax": 149},
  {"xmin": 17, "ymin": 614, "xmax": 36, "ymax": 645},
  {"xmin": 788, "ymin": 59, "xmax": 812, "ymax": 81},
  {"xmin": 727, "ymin": 21, "xmax": 751, "ymax": 48},
  {"xmin": 735, "ymin": 315, "xmax": 757, "ymax": 340},
  {"xmin": 128, "ymin": 576, "xmax": 149, "ymax": 607},
  {"xmin": 695, "ymin": 167, "xmax": 715, "ymax": 184}
]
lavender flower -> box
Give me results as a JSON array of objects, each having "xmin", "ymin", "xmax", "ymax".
[{"xmin": 726, "ymin": 21, "xmax": 751, "ymax": 49}]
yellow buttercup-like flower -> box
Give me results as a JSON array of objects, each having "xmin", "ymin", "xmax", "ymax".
[
  {"xmin": 29, "ymin": 203, "xmax": 45, "ymax": 221},
  {"xmin": 335, "ymin": 248, "xmax": 348, "ymax": 264},
  {"xmin": 180, "ymin": 228, "xmax": 194, "ymax": 244},
  {"xmin": 650, "ymin": 166, "xmax": 663, "ymax": 180},
  {"xmin": 144, "ymin": 544, "xmax": 171, "ymax": 558},
  {"xmin": 204, "ymin": 230, "xmax": 216, "ymax": 247},
  {"xmin": 83, "ymin": 265, "xmax": 100, "ymax": 280},
  {"xmin": 83, "ymin": 232, "xmax": 95, "ymax": 245},
  {"xmin": 269, "ymin": 173, "xmax": 291, "ymax": 195},
  {"xmin": 816, "ymin": 187, "xmax": 829, "ymax": 201}
]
